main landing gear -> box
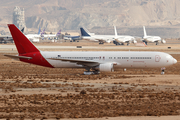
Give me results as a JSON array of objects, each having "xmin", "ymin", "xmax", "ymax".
[
  {"xmin": 156, "ymin": 42, "xmax": 159, "ymax": 45},
  {"xmin": 99, "ymin": 42, "xmax": 104, "ymax": 45},
  {"xmin": 83, "ymin": 68, "xmax": 100, "ymax": 75}
]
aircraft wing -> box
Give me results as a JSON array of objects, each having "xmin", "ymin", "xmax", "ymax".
[
  {"xmin": 96, "ymin": 39, "xmax": 106, "ymax": 43},
  {"xmin": 48, "ymin": 58, "xmax": 100, "ymax": 67},
  {"xmin": 96, "ymin": 38, "xmax": 114, "ymax": 43}
]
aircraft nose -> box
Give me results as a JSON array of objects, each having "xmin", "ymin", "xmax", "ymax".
[{"xmin": 173, "ymin": 58, "xmax": 177, "ymax": 64}]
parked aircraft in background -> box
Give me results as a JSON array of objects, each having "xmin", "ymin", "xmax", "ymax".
[
  {"xmin": 142, "ymin": 26, "xmax": 166, "ymax": 45},
  {"xmin": 42, "ymin": 29, "xmax": 61, "ymax": 40},
  {"xmin": 5, "ymin": 24, "xmax": 177, "ymax": 75},
  {"xmin": 25, "ymin": 27, "xmax": 44, "ymax": 42},
  {"xmin": 113, "ymin": 26, "xmax": 137, "ymax": 45},
  {"xmin": 80, "ymin": 26, "xmax": 137, "ymax": 45},
  {"xmin": 64, "ymin": 35, "xmax": 81, "ymax": 42},
  {"xmin": 0, "ymin": 28, "xmax": 24, "ymax": 44},
  {"xmin": 80, "ymin": 27, "xmax": 114, "ymax": 44}
]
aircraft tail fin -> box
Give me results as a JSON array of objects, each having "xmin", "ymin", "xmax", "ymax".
[
  {"xmin": 143, "ymin": 26, "xmax": 147, "ymax": 37},
  {"xmin": 21, "ymin": 28, "xmax": 24, "ymax": 33},
  {"xmin": 38, "ymin": 27, "xmax": 41, "ymax": 34},
  {"xmin": 80, "ymin": 27, "xmax": 90, "ymax": 36},
  {"xmin": 114, "ymin": 26, "xmax": 118, "ymax": 37},
  {"xmin": 40, "ymin": 29, "xmax": 45, "ymax": 37},
  {"xmin": 56, "ymin": 30, "xmax": 61, "ymax": 36},
  {"xmin": 8, "ymin": 24, "xmax": 39, "ymax": 54}
]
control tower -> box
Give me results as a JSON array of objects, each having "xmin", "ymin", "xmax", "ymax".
[{"xmin": 13, "ymin": 6, "xmax": 26, "ymax": 30}]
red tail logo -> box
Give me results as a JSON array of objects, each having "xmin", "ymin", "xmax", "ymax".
[
  {"xmin": 8, "ymin": 24, "xmax": 39, "ymax": 54},
  {"xmin": 8, "ymin": 24, "xmax": 53, "ymax": 68}
]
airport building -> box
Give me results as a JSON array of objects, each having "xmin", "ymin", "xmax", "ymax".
[{"xmin": 13, "ymin": 6, "xmax": 26, "ymax": 30}]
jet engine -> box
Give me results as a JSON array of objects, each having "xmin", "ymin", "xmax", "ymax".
[
  {"xmin": 161, "ymin": 39, "xmax": 166, "ymax": 44},
  {"xmin": 132, "ymin": 40, "xmax": 137, "ymax": 44},
  {"xmin": 94, "ymin": 63, "xmax": 114, "ymax": 72},
  {"xmin": 106, "ymin": 39, "xmax": 112, "ymax": 43}
]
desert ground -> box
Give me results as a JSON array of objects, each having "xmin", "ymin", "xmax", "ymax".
[{"xmin": 0, "ymin": 40, "xmax": 180, "ymax": 119}]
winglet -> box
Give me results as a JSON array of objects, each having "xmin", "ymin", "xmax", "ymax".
[{"xmin": 8, "ymin": 24, "xmax": 39, "ymax": 54}]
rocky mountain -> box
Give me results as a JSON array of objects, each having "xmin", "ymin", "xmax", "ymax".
[{"xmin": 1, "ymin": 0, "xmax": 180, "ymax": 37}]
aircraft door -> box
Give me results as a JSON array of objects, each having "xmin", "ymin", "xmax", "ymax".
[{"xmin": 155, "ymin": 55, "xmax": 160, "ymax": 62}]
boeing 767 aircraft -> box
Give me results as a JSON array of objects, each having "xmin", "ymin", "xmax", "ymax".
[{"xmin": 5, "ymin": 24, "xmax": 177, "ymax": 75}]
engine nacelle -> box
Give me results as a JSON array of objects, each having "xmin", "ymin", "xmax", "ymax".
[
  {"xmin": 161, "ymin": 39, "xmax": 166, "ymax": 44},
  {"xmin": 95, "ymin": 63, "xmax": 114, "ymax": 72},
  {"xmin": 106, "ymin": 39, "xmax": 112, "ymax": 43},
  {"xmin": 132, "ymin": 40, "xmax": 137, "ymax": 44}
]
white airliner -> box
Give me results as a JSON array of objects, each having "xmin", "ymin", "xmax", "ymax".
[
  {"xmin": 80, "ymin": 27, "xmax": 113, "ymax": 44},
  {"xmin": 142, "ymin": 26, "xmax": 166, "ymax": 45},
  {"xmin": 114, "ymin": 26, "xmax": 137, "ymax": 45},
  {"xmin": 25, "ymin": 28, "xmax": 61, "ymax": 42},
  {"xmin": 80, "ymin": 27, "xmax": 136, "ymax": 45},
  {"xmin": 0, "ymin": 28, "xmax": 24, "ymax": 43},
  {"xmin": 25, "ymin": 27, "xmax": 43, "ymax": 42},
  {"xmin": 5, "ymin": 24, "xmax": 177, "ymax": 75},
  {"xmin": 42, "ymin": 29, "xmax": 61, "ymax": 39}
]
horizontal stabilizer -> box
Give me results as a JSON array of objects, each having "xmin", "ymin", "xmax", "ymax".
[{"xmin": 4, "ymin": 54, "xmax": 32, "ymax": 60}]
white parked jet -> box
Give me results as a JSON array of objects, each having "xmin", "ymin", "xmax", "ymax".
[
  {"xmin": 42, "ymin": 29, "xmax": 61, "ymax": 40},
  {"xmin": 114, "ymin": 26, "xmax": 137, "ymax": 45},
  {"xmin": 0, "ymin": 28, "xmax": 24, "ymax": 44},
  {"xmin": 80, "ymin": 27, "xmax": 113, "ymax": 44},
  {"xmin": 80, "ymin": 27, "xmax": 136, "ymax": 45},
  {"xmin": 5, "ymin": 24, "xmax": 177, "ymax": 75},
  {"xmin": 25, "ymin": 27, "xmax": 43, "ymax": 42},
  {"xmin": 142, "ymin": 26, "xmax": 166, "ymax": 45}
]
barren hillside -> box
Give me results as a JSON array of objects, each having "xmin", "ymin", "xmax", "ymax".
[{"xmin": 1, "ymin": 0, "xmax": 180, "ymax": 37}]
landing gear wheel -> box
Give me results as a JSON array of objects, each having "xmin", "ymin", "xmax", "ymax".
[
  {"xmin": 93, "ymin": 71, "xmax": 100, "ymax": 74},
  {"xmin": 84, "ymin": 71, "xmax": 94, "ymax": 75},
  {"xmin": 161, "ymin": 70, "xmax": 165, "ymax": 75},
  {"xmin": 161, "ymin": 67, "xmax": 165, "ymax": 75},
  {"xmin": 99, "ymin": 42, "xmax": 104, "ymax": 45},
  {"xmin": 144, "ymin": 42, "xmax": 147, "ymax": 45}
]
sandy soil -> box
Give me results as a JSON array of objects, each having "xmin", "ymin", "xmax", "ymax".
[{"xmin": 0, "ymin": 42, "xmax": 180, "ymax": 119}]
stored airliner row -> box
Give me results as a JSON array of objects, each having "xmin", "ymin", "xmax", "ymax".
[
  {"xmin": 80, "ymin": 26, "xmax": 136, "ymax": 45},
  {"xmin": 5, "ymin": 24, "xmax": 177, "ymax": 75}
]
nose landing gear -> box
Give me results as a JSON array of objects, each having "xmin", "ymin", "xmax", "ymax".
[{"xmin": 161, "ymin": 67, "xmax": 166, "ymax": 75}]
